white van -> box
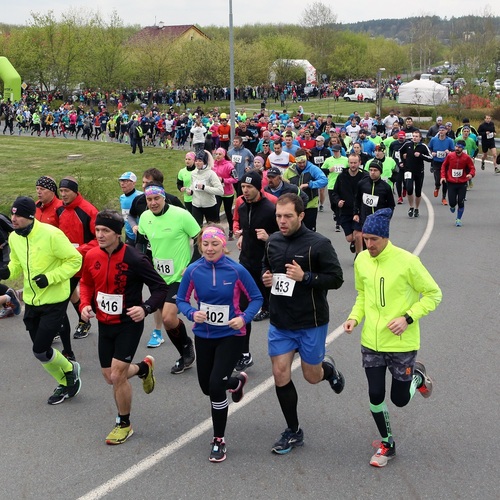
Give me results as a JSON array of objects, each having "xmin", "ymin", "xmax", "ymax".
[
  {"xmin": 343, "ymin": 88, "xmax": 376, "ymax": 102},
  {"xmin": 420, "ymin": 73, "xmax": 433, "ymax": 80}
]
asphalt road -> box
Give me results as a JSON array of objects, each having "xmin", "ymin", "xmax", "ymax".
[{"xmin": 1, "ymin": 159, "xmax": 498, "ymax": 500}]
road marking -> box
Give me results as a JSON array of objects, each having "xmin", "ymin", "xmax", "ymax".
[{"xmin": 79, "ymin": 199, "xmax": 434, "ymax": 499}]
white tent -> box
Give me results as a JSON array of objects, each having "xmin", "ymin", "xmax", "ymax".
[{"xmin": 398, "ymin": 79, "xmax": 449, "ymax": 105}]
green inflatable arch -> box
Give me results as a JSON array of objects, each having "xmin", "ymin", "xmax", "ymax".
[{"xmin": 0, "ymin": 56, "xmax": 21, "ymax": 102}]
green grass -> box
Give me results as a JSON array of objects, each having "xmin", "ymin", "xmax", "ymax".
[{"xmin": 0, "ymin": 136, "xmax": 186, "ymax": 213}]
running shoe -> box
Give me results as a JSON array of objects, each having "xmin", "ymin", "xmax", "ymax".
[
  {"xmin": 6, "ymin": 288, "xmax": 21, "ymax": 315},
  {"xmin": 235, "ymin": 353, "xmax": 254, "ymax": 372},
  {"xmin": 147, "ymin": 330, "xmax": 164, "ymax": 348},
  {"xmin": 253, "ymin": 309, "xmax": 270, "ymax": 321},
  {"xmin": 441, "ymin": 198, "xmax": 448, "ymax": 206},
  {"xmin": 272, "ymin": 428, "xmax": 304, "ymax": 455},
  {"xmin": 413, "ymin": 209, "xmax": 419, "ymax": 218},
  {"xmin": 397, "ymin": 197, "xmax": 403, "ymax": 204},
  {"xmin": 495, "ymin": 167, "xmax": 500, "ymax": 174},
  {"xmin": 323, "ymin": 355, "xmax": 345, "ymax": 394},
  {"xmin": 408, "ymin": 207, "xmax": 414, "ymax": 218},
  {"xmin": 455, "ymin": 219, "xmax": 462, "ymax": 227},
  {"xmin": 52, "ymin": 335, "xmax": 61, "ymax": 343},
  {"xmin": 450, "ymin": 206, "xmax": 456, "ymax": 214},
  {"xmin": 335, "ymin": 224, "xmax": 342, "ymax": 232},
  {"xmin": 349, "ymin": 241, "xmax": 356, "ymax": 253},
  {"xmin": 65, "ymin": 360, "xmax": 81, "ymax": 398},
  {"xmin": 468, "ymin": 181, "xmax": 474, "ymax": 189},
  {"xmin": 481, "ymin": 160, "xmax": 485, "ymax": 170},
  {"xmin": 433, "ymin": 188, "xmax": 439, "ymax": 197},
  {"xmin": 106, "ymin": 422, "xmax": 134, "ymax": 445},
  {"xmin": 370, "ymin": 441, "xmax": 396, "ymax": 467},
  {"xmin": 229, "ymin": 372, "xmax": 248, "ymax": 403},
  {"xmin": 47, "ymin": 385, "xmax": 70, "ymax": 405},
  {"xmin": 0, "ymin": 306, "xmax": 14, "ymax": 319},
  {"xmin": 183, "ymin": 340, "xmax": 196, "ymax": 367},
  {"xmin": 141, "ymin": 355, "xmax": 156, "ymax": 394},
  {"xmin": 171, "ymin": 343, "xmax": 195, "ymax": 374},
  {"xmin": 414, "ymin": 361, "xmax": 433, "ymax": 398},
  {"xmin": 228, "ymin": 231, "xmax": 234, "ymax": 241},
  {"xmin": 73, "ymin": 321, "xmax": 91, "ymax": 339},
  {"xmin": 209, "ymin": 437, "xmax": 227, "ymax": 462},
  {"xmin": 319, "ymin": 205, "xmax": 324, "ymax": 212}
]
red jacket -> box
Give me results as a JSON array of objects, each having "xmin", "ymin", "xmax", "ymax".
[
  {"xmin": 80, "ymin": 243, "xmax": 168, "ymax": 325},
  {"xmin": 36, "ymin": 196, "xmax": 63, "ymax": 227},
  {"xmin": 56, "ymin": 193, "xmax": 99, "ymax": 275},
  {"xmin": 441, "ymin": 152, "xmax": 475, "ymax": 184}
]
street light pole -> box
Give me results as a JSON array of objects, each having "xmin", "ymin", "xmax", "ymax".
[
  {"xmin": 377, "ymin": 67, "xmax": 385, "ymax": 117},
  {"xmin": 229, "ymin": 0, "xmax": 236, "ymax": 142}
]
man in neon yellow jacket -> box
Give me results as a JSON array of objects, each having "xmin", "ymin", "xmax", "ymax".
[
  {"xmin": 0, "ymin": 197, "xmax": 83, "ymax": 405},
  {"xmin": 343, "ymin": 208, "xmax": 442, "ymax": 468}
]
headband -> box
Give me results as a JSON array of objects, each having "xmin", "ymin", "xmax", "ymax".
[
  {"xmin": 185, "ymin": 152, "xmax": 196, "ymax": 160},
  {"xmin": 36, "ymin": 176, "xmax": 58, "ymax": 194},
  {"xmin": 95, "ymin": 214, "xmax": 124, "ymax": 235},
  {"xmin": 201, "ymin": 226, "xmax": 227, "ymax": 247},
  {"xmin": 59, "ymin": 178, "xmax": 79, "ymax": 193},
  {"xmin": 144, "ymin": 185, "xmax": 166, "ymax": 198},
  {"xmin": 295, "ymin": 155, "xmax": 307, "ymax": 163}
]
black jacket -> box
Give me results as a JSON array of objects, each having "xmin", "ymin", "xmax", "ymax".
[
  {"xmin": 354, "ymin": 176, "xmax": 395, "ymax": 225},
  {"xmin": 263, "ymin": 224, "xmax": 343, "ymax": 330},
  {"xmin": 238, "ymin": 195, "xmax": 278, "ymax": 271},
  {"xmin": 331, "ymin": 168, "xmax": 368, "ymax": 216}
]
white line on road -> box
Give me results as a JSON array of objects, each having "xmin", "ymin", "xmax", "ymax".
[{"xmin": 79, "ymin": 199, "xmax": 434, "ymax": 500}]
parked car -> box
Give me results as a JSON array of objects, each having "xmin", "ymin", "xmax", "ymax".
[
  {"xmin": 343, "ymin": 88, "xmax": 377, "ymax": 102},
  {"xmin": 494, "ymin": 79, "xmax": 500, "ymax": 91},
  {"xmin": 440, "ymin": 78, "xmax": 452, "ymax": 87},
  {"xmin": 455, "ymin": 78, "xmax": 467, "ymax": 87}
]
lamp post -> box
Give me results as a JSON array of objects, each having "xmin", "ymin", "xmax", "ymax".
[
  {"xmin": 229, "ymin": 0, "xmax": 236, "ymax": 142},
  {"xmin": 377, "ymin": 67, "xmax": 386, "ymax": 117}
]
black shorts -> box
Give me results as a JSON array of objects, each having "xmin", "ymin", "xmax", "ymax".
[
  {"xmin": 482, "ymin": 139, "xmax": 496, "ymax": 153},
  {"xmin": 98, "ymin": 321, "xmax": 144, "ymax": 368},
  {"xmin": 339, "ymin": 214, "xmax": 362, "ymax": 236},
  {"xmin": 164, "ymin": 281, "xmax": 180, "ymax": 305}
]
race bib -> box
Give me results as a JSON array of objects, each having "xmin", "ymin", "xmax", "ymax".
[
  {"xmin": 436, "ymin": 151, "xmax": 446, "ymax": 159},
  {"xmin": 232, "ymin": 154, "xmax": 242, "ymax": 163},
  {"xmin": 313, "ymin": 156, "xmax": 324, "ymax": 164},
  {"xmin": 394, "ymin": 151, "xmax": 401, "ymax": 161},
  {"xmin": 97, "ymin": 291, "xmax": 123, "ymax": 315},
  {"xmin": 194, "ymin": 182, "xmax": 205, "ymax": 191},
  {"xmin": 333, "ymin": 165, "xmax": 344, "ymax": 173},
  {"xmin": 486, "ymin": 132, "xmax": 494, "ymax": 139},
  {"xmin": 200, "ymin": 302, "xmax": 230, "ymax": 326},
  {"xmin": 404, "ymin": 171, "xmax": 412, "ymax": 180},
  {"xmin": 451, "ymin": 169, "xmax": 463, "ymax": 178},
  {"xmin": 154, "ymin": 258, "xmax": 174, "ymax": 276},
  {"xmin": 271, "ymin": 273, "xmax": 296, "ymax": 297},
  {"xmin": 362, "ymin": 193, "xmax": 379, "ymax": 207}
]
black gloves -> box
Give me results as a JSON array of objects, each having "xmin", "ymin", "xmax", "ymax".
[
  {"xmin": 32, "ymin": 274, "xmax": 49, "ymax": 288},
  {"xmin": 0, "ymin": 266, "xmax": 10, "ymax": 280}
]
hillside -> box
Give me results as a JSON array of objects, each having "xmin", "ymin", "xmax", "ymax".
[{"xmin": 342, "ymin": 15, "xmax": 500, "ymax": 44}]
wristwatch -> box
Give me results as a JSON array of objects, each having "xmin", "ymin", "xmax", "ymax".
[
  {"xmin": 142, "ymin": 303, "xmax": 152, "ymax": 316},
  {"xmin": 302, "ymin": 272, "xmax": 311, "ymax": 283},
  {"xmin": 404, "ymin": 313, "xmax": 414, "ymax": 325}
]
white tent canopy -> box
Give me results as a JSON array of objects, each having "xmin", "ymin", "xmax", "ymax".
[
  {"xmin": 269, "ymin": 59, "xmax": 317, "ymax": 84},
  {"xmin": 398, "ymin": 79, "xmax": 449, "ymax": 105}
]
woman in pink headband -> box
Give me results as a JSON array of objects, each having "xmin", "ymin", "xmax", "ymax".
[{"xmin": 176, "ymin": 224, "xmax": 263, "ymax": 463}]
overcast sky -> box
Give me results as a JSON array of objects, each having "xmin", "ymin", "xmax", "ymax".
[{"xmin": 6, "ymin": 1, "xmax": 500, "ymax": 27}]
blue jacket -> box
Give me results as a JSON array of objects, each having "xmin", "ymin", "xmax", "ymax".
[{"xmin": 177, "ymin": 255, "xmax": 263, "ymax": 339}]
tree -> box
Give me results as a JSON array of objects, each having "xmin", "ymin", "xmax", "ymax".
[{"xmin": 302, "ymin": 1, "xmax": 337, "ymax": 76}]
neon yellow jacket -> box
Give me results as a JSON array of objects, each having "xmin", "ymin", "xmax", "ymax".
[
  {"xmin": 8, "ymin": 220, "xmax": 82, "ymax": 306},
  {"xmin": 348, "ymin": 241, "xmax": 442, "ymax": 352}
]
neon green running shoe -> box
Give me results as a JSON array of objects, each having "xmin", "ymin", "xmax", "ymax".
[
  {"xmin": 106, "ymin": 422, "xmax": 134, "ymax": 445},
  {"xmin": 141, "ymin": 355, "xmax": 155, "ymax": 394}
]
